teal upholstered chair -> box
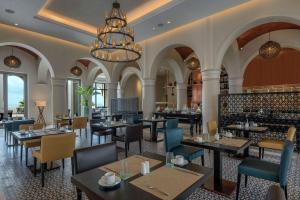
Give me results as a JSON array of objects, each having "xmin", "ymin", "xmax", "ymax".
[
  {"xmin": 129, "ymin": 114, "xmax": 151, "ymax": 135},
  {"xmin": 157, "ymin": 118, "xmax": 179, "ymax": 133},
  {"xmin": 236, "ymin": 140, "xmax": 294, "ymax": 200},
  {"xmin": 164, "ymin": 128, "xmax": 204, "ymax": 165}
]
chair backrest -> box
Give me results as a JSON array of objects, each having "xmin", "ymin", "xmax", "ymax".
[
  {"xmin": 72, "ymin": 117, "xmax": 88, "ymax": 130},
  {"xmin": 74, "ymin": 143, "xmax": 118, "ymax": 174},
  {"xmin": 164, "ymin": 128, "xmax": 183, "ymax": 152},
  {"xmin": 89, "ymin": 119, "xmax": 106, "ymax": 132},
  {"xmin": 279, "ymin": 140, "xmax": 294, "ymax": 187},
  {"xmin": 207, "ymin": 120, "xmax": 217, "ymax": 136},
  {"xmin": 19, "ymin": 123, "xmax": 43, "ymax": 131},
  {"xmin": 166, "ymin": 118, "xmax": 179, "ymax": 129},
  {"xmin": 286, "ymin": 127, "xmax": 296, "ymax": 141},
  {"xmin": 40, "ymin": 132, "xmax": 76, "ymax": 163},
  {"xmin": 126, "ymin": 124, "xmax": 143, "ymax": 142}
]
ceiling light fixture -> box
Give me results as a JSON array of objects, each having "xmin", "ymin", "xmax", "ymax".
[
  {"xmin": 4, "ymin": 48, "xmax": 21, "ymax": 68},
  {"xmin": 70, "ymin": 62, "xmax": 82, "ymax": 76},
  {"xmin": 259, "ymin": 32, "xmax": 281, "ymax": 59},
  {"xmin": 185, "ymin": 57, "xmax": 200, "ymax": 71},
  {"xmin": 14, "ymin": 23, "xmax": 18, "ymax": 26},
  {"xmin": 90, "ymin": 0, "xmax": 142, "ymax": 63},
  {"xmin": 5, "ymin": 9, "xmax": 15, "ymax": 14}
]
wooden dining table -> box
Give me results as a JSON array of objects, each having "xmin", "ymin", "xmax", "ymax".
[
  {"xmin": 182, "ymin": 135, "xmax": 252, "ymax": 197},
  {"xmin": 71, "ymin": 152, "xmax": 213, "ymax": 200},
  {"xmin": 223, "ymin": 124, "xmax": 269, "ymax": 138}
]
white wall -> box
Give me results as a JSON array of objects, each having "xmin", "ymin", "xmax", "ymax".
[
  {"xmin": 124, "ymin": 75, "xmax": 142, "ymax": 110},
  {"xmin": 0, "ymin": 46, "xmax": 52, "ymax": 123}
]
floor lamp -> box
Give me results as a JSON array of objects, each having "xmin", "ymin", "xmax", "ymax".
[{"xmin": 36, "ymin": 100, "xmax": 46, "ymax": 126}]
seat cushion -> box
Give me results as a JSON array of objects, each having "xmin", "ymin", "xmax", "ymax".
[
  {"xmin": 23, "ymin": 139, "xmax": 41, "ymax": 148},
  {"xmin": 32, "ymin": 150, "xmax": 42, "ymax": 161},
  {"xmin": 172, "ymin": 145, "xmax": 204, "ymax": 161},
  {"xmin": 238, "ymin": 158, "xmax": 280, "ymax": 182},
  {"xmin": 258, "ymin": 139, "xmax": 284, "ymax": 150}
]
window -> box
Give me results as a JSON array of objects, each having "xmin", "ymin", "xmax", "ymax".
[
  {"xmin": 92, "ymin": 82, "xmax": 107, "ymax": 108},
  {"xmin": 66, "ymin": 79, "xmax": 81, "ymax": 116}
]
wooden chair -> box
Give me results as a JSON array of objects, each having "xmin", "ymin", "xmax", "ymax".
[
  {"xmin": 207, "ymin": 120, "xmax": 217, "ymax": 136},
  {"xmin": 258, "ymin": 127, "xmax": 296, "ymax": 159},
  {"xmin": 72, "ymin": 117, "xmax": 88, "ymax": 138},
  {"xmin": 19, "ymin": 123, "xmax": 44, "ymax": 166},
  {"xmin": 32, "ymin": 132, "xmax": 76, "ymax": 187}
]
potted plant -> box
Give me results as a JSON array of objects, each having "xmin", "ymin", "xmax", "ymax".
[{"xmin": 78, "ymin": 86, "xmax": 94, "ymax": 117}]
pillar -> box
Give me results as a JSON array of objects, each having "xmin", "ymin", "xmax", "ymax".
[
  {"xmin": 142, "ymin": 79, "xmax": 156, "ymax": 118},
  {"xmin": 201, "ymin": 69, "xmax": 220, "ymax": 133},
  {"xmin": 229, "ymin": 77, "xmax": 243, "ymax": 94},
  {"xmin": 51, "ymin": 78, "xmax": 66, "ymax": 122},
  {"xmin": 176, "ymin": 83, "xmax": 187, "ymax": 110},
  {"xmin": 106, "ymin": 82, "xmax": 118, "ymax": 114}
]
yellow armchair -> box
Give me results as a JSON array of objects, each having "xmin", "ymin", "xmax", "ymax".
[
  {"xmin": 258, "ymin": 127, "xmax": 296, "ymax": 159},
  {"xmin": 72, "ymin": 117, "xmax": 88, "ymax": 137},
  {"xmin": 32, "ymin": 132, "xmax": 76, "ymax": 187}
]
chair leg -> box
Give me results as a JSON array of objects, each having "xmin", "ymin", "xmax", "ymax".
[
  {"xmin": 125, "ymin": 143, "xmax": 128, "ymax": 157},
  {"xmin": 236, "ymin": 173, "xmax": 241, "ymax": 200},
  {"xmin": 62, "ymin": 159, "xmax": 65, "ymax": 169},
  {"xmin": 90, "ymin": 133, "xmax": 93, "ymax": 146},
  {"xmin": 258, "ymin": 147, "xmax": 261, "ymax": 159},
  {"xmin": 262, "ymin": 148, "xmax": 265, "ymax": 159},
  {"xmin": 33, "ymin": 157, "xmax": 37, "ymax": 177},
  {"xmin": 139, "ymin": 139, "xmax": 142, "ymax": 154},
  {"xmin": 71, "ymin": 157, "xmax": 75, "ymax": 175},
  {"xmin": 25, "ymin": 148, "xmax": 29, "ymax": 166},
  {"xmin": 201, "ymin": 155, "xmax": 205, "ymax": 166},
  {"xmin": 85, "ymin": 128, "xmax": 87, "ymax": 138},
  {"xmin": 76, "ymin": 188, "xmax": 82, "ymax": 200},
  {"xmin": 245, "ymin": 175, "xmax": 248, "ymax": 187},
  {"xmin": 98, "ymin": 135, "xmax": 101, "ymax": 144},
  {"xmin": 283, "ymin": 185, "xmax": 288, "ymax": 199},
  {"xmin": 20, "ymin": 144, "xmax": 23, "ymax": 163},
  {"xmin": 41, "ymin": 163, "xmax": 45, "ymax": 187},
  {"xmin": 80, "ymin": 129, "xmax": 81, "ymax": 137}
]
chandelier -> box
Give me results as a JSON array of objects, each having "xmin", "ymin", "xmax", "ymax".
[
  {"xmin": 90, "ymin": 1, "xmax": 142, "ymax": 63},
  {"xmin": 4, "ymin": 48, "xmax": 21, "ymax": 68},
  {"xmin": 259, "ymin": 32, "xmax": 281, "ymax": 59},
  {"xmin": 185, "ymin": 57, "xmax": 200, "ymax": 70},
  {"xmin": 70, "ymin": 62, "xmax": 82, "ymax": 76}
]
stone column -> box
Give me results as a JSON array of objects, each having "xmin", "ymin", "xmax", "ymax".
[
  {"xmin": 106, "ymin": 82, "xmax": 118, "ymax": 114},
  {"xmin": 142, "ymin": 79, "xmax": 156, "ymax": 118},
  {"xmin": 201, "ymin": 69, "xmax": 220, "ymax": 133},
  {"xmin": 176, "ymin": 83, "xmax": 187, "ymax": 110},
  {"xmin": 228, "ymin": 77, "xmax": 243, "ymax": 94}
]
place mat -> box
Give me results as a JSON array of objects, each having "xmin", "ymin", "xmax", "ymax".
[
  {"xmin": 100, "ymin": 155, "xmax": 162, "ymax": 178},
  {"xmin": 130, "ymin": 166, "xmax": 203, "ymax": 200},
  {"xmin": 214, "ymin": 138, "xmax": 248, "ymax": 148}
]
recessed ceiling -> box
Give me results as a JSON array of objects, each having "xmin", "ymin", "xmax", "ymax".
[
  {"xmin": 175, "ymin": 47, "xmax": 194, "ymax": 60},
  {"xmin": 0, "ymin": 0, "xmax": 250, "ymax": 45},
  {"xmin": 237, "ymin": 22, "xmax": 300, "ymax": 49}
]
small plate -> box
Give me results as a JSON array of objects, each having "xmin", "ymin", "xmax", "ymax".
[
  {"xmin": 171, "ymin": 159, "xmax": 188, "ymax": 166},
  {"xmin": 98, "ymin": 176, "xmax": 121, "ymax": 188}
]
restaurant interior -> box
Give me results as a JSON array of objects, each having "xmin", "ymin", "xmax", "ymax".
[{"xmin": 0, "ymin": 0, "xmax": 299, "ymax": 200}]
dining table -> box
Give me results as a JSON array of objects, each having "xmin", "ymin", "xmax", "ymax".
[
  {"xmin": 71, "ymin": 152, "xmax": 213, "ymax": 200},
  {"xmin": 182, "ymin": 135, "xmax": 252, "ymax": 197},
  {"xmin": 223, "ymin": 124, "xmax": 269, "ymax": 138},
  {"xmin": 11, "ymin": 128, "xmax": 72, "ymax": 173},
  {"xmin": 141, "ymin": 118, "xmax": 167, "ymax": 142}
]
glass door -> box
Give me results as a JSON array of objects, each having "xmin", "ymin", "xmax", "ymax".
[
  {"xmin": 67, "ymin": 79, "xmax": 81, "ymax": 117},
  {"xmin": 0, "ymin": 72, "xmax": 27, "ymax": 119}
]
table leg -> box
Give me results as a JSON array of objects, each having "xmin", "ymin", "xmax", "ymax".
[
  {"xmin": 190, "ymin": 124, "xmax": 194, "ymax": 137},
  {"xmin": 203, "ymin": 150, "xmax": 236, "ymax": 197}
]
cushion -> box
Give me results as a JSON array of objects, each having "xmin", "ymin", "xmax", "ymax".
[
  {"xmin": 258, "ymin": 139, "xmax": 284, "ymax": 150},
  {"xmin": 172, "ymin": 145, "xmax": 204, "ymax": 161},
  {"xmin": 23, "ymin": 139, "xmax": 41, "ymax": 148},
  {"xmin": 238, "ymin": 157, "xmax": 280, "ymax": 182}
]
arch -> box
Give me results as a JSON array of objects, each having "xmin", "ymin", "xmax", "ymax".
[
  {"xmin": 111, "ymin": 61, "xmax": 140, "ymax": 83},
  {"xmin": 81, "ymin": 57, "xmax": 111, "ymax": 85},
  {"xmin": 216, "ymin": 15, "xmax": 300, "ymax": 69},
  {"xmin": 120, "ymin": 67, "xmax": 142, "ymax": 89},
  {"xmin": 149, "ymin": 43, "xmax": 201, "ymax": 80},
  {"xmin": 0, "ymin": 42, "xmax": 55, "ymax": 78}
]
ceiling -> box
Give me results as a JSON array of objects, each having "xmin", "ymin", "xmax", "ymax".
[
  {"xmin": 237, "ymin": 22, "xmax": 300, "ymax": 49},
  {"xmin": 0, "ymin": 0, "xmax": 249, "ymax": 45},
  {"xmin": 175, "ymin": 46, "xmax": 194, "ymax": 60}
]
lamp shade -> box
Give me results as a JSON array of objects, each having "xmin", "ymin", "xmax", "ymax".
[{"xmin": 36, "ymin": 100, "xmax": 46, "ymax": 107}]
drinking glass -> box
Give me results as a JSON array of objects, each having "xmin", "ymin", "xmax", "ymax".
[
  {"xmin": 165, "ymin": 152, "xmax": 174, "ymax": 168},
  {"xmin": 120, "ymin": 159, "xmax": 130, "ymax": 180}
]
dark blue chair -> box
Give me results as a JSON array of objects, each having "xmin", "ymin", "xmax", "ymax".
[
  {"xmin": 236, "ymin": 140, "xmax": 294, "ymax": 200},
  {"xmin": 164, "ymin": 128, "xmax": 204, "ymax": 165},
  {"xmin": 157, "ymin": 118, "xmax": 179, "ymax": 133}
]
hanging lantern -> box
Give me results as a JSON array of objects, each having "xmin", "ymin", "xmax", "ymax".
[
  {"xmin": 4, "ymin": 48, "xmax": 21, "ymax": 68},
  {"xmin": 185, "ymin": 57, "xmax": 200, "ymax": 70},
  {"xmin": 70, "ymin": 63, "xmax": 82, "ymax": 76},
  {"xmin": 259, "ymin": 32, "xmax": 281, "ymax": 59}
]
